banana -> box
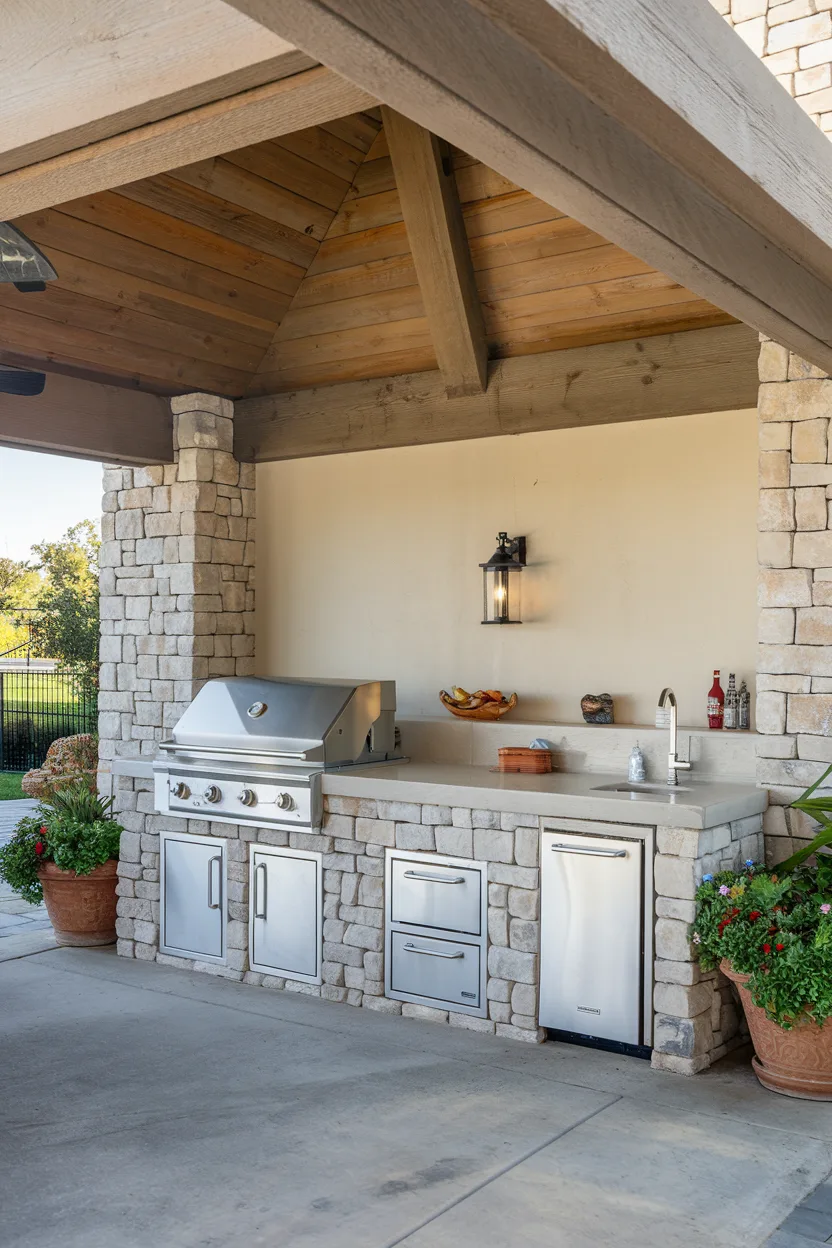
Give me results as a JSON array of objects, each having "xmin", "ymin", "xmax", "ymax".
[{"xmin": 451, "ymin": 686, "xmax": 470, "ymax": 704}]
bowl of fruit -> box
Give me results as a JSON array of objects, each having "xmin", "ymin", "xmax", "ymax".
[{"xmin": 439, "ymin": 687, "xmax": 518, "ymax": 721}]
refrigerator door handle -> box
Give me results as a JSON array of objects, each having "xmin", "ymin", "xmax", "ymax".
[{"xmin": 549, "ymin": 843, "xmax": 627, "ymax": 858}]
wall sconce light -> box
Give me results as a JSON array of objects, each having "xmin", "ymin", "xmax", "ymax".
[{"xmin": 480, "ymin": 532, "xmax": 526, "ymax": 625}]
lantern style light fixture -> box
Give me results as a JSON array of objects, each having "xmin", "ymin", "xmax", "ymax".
[{"xmin": 480, "ymin": 532, "xmax": 526, "ymax": 625}]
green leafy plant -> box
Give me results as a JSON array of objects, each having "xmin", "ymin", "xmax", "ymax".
[
  {"xmin": 0, "ymin": 780, "xmax": 122, "ymax": 906},
  {"xmin": 779, "ymin": 762, "xmax": 832, "ymax": 873},
  {"xmin": 691, "ymin": 855, "xmax": 832, "ymax": 1028}
]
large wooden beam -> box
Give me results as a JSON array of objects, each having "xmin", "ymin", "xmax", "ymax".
[
  {"xmin": 234, "ymin": 324, "xmax": 759, "ymax": 462},
  {"xmin": 0, "ymin": 373, "xmax": 173, "ymax": 465},
  {"xmin": 381, "ymin": 107, "xmax": 486, "ymax": 397},
  {"xmin": 221, "ymin": 0, "xmax": 832, "ymax": 373},
  {"xmin": 0, "ymin": 68, "xmax": 375, "ymax": 220},
  {"xmin": 0, "ymin": 0, "xmax": 312, "ymax": 176}
]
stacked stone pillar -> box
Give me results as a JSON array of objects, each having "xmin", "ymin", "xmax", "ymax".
[
  {"xmin": 98, "ymin": 394, "xmax": 254, "ymax": 767},
  {"xmin": 757, "ymin": 343, "xmax": 832, "ymax": 861}
]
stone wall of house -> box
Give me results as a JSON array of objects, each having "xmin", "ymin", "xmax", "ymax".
[
  {"xmin": 710, "ymin": 0, "xmax": 832, "ymax": 860},
  {"xmin": 113, "ymin": 769, "xmax": 762, "ymax": 1067},
  {"xmin": 98, "ymin": 394, "xmax": 254, "ymax": 769},
  {"xmin": 755, "ymin": 345, "xmax": 832, "ymax": 861}
]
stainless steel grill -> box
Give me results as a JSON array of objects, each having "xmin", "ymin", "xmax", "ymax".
[{"xmin": 153, "ymin": 676, "xmax": 402, "ymax": 830}]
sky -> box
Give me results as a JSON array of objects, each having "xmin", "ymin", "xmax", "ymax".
[{"xmin": 0, "ymin": 447, "xmax": 102, "ymax": 563}]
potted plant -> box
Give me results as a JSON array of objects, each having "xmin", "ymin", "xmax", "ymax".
[
  {"xmin": 691, "ymin": 765, "xmax": 832, "ymax": 1100},
  {"xmin": 0, "ymin": 781, "xmax": 122, "ymax": 946}
]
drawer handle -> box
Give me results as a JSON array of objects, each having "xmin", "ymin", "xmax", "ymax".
[
  {"xmin": 402, "ymin": 941, "xmax": 465, "ymax": 960},
  {"xmin": 403, "ymin": 870, "xmax": 466, "ymax": 884},
  {"xmin": 254, "ymin": 861, "xmax": 267, "ymax": 919},
  {"xmin": 550, "ymin": 843, "xmax": 627, "ymax": 858},
  {"xmin": 207, "ymin": 855, "xmax": 222, "ymax": 909}
]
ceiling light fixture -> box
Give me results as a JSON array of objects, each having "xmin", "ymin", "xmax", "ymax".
[{"xmin": 0, "ymin": 221, "xmax": 58, "ymax": 292}]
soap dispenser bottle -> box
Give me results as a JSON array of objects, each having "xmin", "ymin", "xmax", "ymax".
[{"xmin": 628, "ymin": 744, "xmax": 646, "ymax": 783}]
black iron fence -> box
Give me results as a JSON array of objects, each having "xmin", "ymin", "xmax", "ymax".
[{"xmin": 0, "ymin": 668, "xmax": 97, "ymax": 772}]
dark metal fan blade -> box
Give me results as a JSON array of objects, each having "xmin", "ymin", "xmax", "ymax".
[{"xmin": 0, "ymin": 367, "xmax": 46, "ymax": 396}]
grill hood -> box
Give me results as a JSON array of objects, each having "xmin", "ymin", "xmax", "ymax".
[{"xmin": 160, "ymin": 676, "xmax": 399, "ymax": 769}]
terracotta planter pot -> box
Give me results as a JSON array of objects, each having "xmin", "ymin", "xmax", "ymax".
[
  {"xmin": 721, "ymin": 959, "xmax": 832, "ymax": 1100},
  {"xmin": 38, "ymin": 859, "xmax": 118, "ymax": 947}
]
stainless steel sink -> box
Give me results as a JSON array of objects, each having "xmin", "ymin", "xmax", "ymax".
[{"xmin": 592, "ymin": 782, "xmax": 694, "ymax": 796}]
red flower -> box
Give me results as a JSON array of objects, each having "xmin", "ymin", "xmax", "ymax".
[
  {"xmin": 776, "ymin": 943, "xmax": 785, "ymax": 952},
  {"xmin": 35, "ymin": 841, "xmax": 43, "ymax": 856},
  {"xmin": 749, "ymin": 910, "xmax": 761, "ymax": 921},
  {"xmin": 39, "ymin": 826, "xmax": 47, "ymax": 836},
  {"xmin": 763, "ymin": 943, "xmax": 772, "ymax": 954}
]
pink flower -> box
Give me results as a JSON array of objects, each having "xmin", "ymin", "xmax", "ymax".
[
  {"xmin": 821, "ymin": 904, "xmax": 831, "ymax": 915},
  {"xmin": 719, "ymin": 885, "xmax": 730, "ymax": 896}
]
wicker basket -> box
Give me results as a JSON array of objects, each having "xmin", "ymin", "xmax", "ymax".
[{"xmin": 496, "ymin": 746, "xmax": 552, "ymax": 774}]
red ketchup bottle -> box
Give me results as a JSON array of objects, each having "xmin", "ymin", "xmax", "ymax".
[{"xmin": 707, "ymin": 670, "xmax": 724, "ymax": 730}]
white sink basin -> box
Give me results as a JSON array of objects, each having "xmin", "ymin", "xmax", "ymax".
[{"xmin": 591, "ymin": 782, "xmax": 694, "ymax": 796}]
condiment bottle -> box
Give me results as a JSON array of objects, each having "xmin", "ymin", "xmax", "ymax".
[
  {"xmin": 724, "ymin": 673, "xmax": 738, "ymax": 730},
  {"xmin": 738, "ymin": 680, "xmax": 750, "ymax": 730},
  {"xmin": 707, "ymin": 670, "xmax": 724, "ymax": 730}
]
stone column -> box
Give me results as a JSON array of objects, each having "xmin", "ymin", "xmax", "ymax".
[
  {"xmin": 99, "ymin": 393, "xmax": 254, "ymax": 962},
  {"xmin": 756, "ymin": 344, "xmax": 832, "ymax": 863},
  {"xmin": 98, "ymin": 394, "xmax": 255, "ymax": 767}
]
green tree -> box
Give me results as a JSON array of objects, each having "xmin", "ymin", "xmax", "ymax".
[
  {"xmin": 0, "ymin": 557, "xmax": 41, "ymax": 656},
  {"xmin": 31, "ymin": 521, "xmax": 100, "ymax": 690}
]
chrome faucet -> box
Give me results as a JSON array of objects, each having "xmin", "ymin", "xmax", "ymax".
[{"xmin": 658, "ymin": 687, "xmax": 691, "ymax": 786}]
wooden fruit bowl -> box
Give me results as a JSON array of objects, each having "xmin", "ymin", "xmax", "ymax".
[{"xmin": 439, "ymin": 691, "xmax": 518, "ymax": 720}]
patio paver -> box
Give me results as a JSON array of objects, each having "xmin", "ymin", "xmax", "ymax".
[
  {"xmin": 0, "ymin": 798, "xmax": 52, "ymax": 944},
  {"xmin": 1, "ymin": 946, "xmax": 831, "ymax": 1248}
]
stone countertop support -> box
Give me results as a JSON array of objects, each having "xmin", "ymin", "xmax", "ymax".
[{"xmin": 113, "ymin": 773, "xmax": 764, "ymax": 1073}]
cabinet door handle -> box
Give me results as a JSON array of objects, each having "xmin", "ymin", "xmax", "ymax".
[
  {"xmin": 550, "ymin": 843, "xmax": 627, "ymax": 858},
  {"xmin": 254, "ymin": 861, "xmax": 267, "ymax": 919},
  {"xmin": 403, "ymin": 870, "xmax": 466, "ymax": 884},
  {"xmin": 402, "ymin": 942, "xmax": 465, "ymax": 959},
  {"xmin": 207, "ymin": 855, "xmax": 222, "ymax": 909}
]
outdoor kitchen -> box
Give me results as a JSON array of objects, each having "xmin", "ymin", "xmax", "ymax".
[{"xmin": 99, "ymin": 392, "xmax": 769, "ymax": 1078}]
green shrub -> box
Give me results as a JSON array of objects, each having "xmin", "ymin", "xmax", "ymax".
[{"xmin": 0, "ymin": 780, "xmax": 122, "ymax": 906}]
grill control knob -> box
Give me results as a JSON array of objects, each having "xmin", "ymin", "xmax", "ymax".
[
  {"xmin": 203, "ymin": 784, "xmax": 222, "ymax": 804},
  {"xmin": 238, "ymin": 788, "xmax": 257, "ymax": 807},
  {"xmin": 276, "ymin": 791, "xmax": 295, "ymax": 811},
  {"xmin": 171, "ymin": 781, "xmax": 190, "ymax": 800}
]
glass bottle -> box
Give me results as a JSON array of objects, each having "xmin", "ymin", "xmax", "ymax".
[
  {"xmin": 707, "ymin": 670, "xmax": 724, "ymax": 730},
  {"xmin": 724, "ymin": 672, "xmax": 738, "ymax": 730},
  {"xmin": 738, "ymin": 680, "xmax": 750, "ymax": 730}
]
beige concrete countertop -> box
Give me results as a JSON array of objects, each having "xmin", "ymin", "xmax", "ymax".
[{"xmin": 323, "ymin": 763, "xmax": 767, "ymax": 829}]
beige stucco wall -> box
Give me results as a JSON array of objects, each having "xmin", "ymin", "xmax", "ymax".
[{"xmin": 256, "ymin": 409, "xmax": 757, "ymax": 728}]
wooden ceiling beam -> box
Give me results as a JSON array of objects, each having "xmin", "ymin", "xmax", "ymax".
[
  {"xmin": 0, "ymin": 373, "xmax": 173, "ymax": 464},
  {"xmin": 0, "ymin": 68, "xmax": 375, "ymax": 220},
  {"xmin": 220, "ymin": 0, "xmax": 832, "ymax": 373},
  {"xmin": 234, "ymin": 323, "xmax": 759, "ymax": 461},
  {"xmin": 0, "ymin": 0, "xmax": 311, "ymax": 176},
  {"xmin": 381, "ymin": 107, "xmax": 486, "ymax": 397}
]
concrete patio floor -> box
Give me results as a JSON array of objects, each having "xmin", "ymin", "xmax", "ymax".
[{"xmin": 2, "ymin": 947, "xmax": 831, "ymax": 1248}]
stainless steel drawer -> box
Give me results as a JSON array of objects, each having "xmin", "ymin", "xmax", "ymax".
[
  {"xmin": 389, "ymin": 931, "xmax": 482, "ymax": 1009},
  {"xmin": 390, "ymin": 857, "xmax": 483, "ymax": 935}
]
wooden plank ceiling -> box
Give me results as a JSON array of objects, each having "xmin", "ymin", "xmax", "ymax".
[{"xmin": 3, "ymin": 110, "xmax": 734, "ymax": 398}]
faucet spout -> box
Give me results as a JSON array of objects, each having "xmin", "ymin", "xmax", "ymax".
[{"xmin": 658, "ymin": 687, "xmax": 691, "ymax": 786}]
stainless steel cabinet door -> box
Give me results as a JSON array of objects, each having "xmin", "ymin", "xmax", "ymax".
[
  {"xmin": 161, "ymin": 832, "xmax": 226, "ymax": 962},
  {"xmin": 539, "ymin": 831, "xmax": 643, "ymax": 1045},
  {"xmin": 249, "ymin": 847, "xmax": 321, "ymax": 983}
]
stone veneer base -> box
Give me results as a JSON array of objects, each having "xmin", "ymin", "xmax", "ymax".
[{"xmin": 114, "ymin": 779, "xmax": 763, "ymax": 1073}]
